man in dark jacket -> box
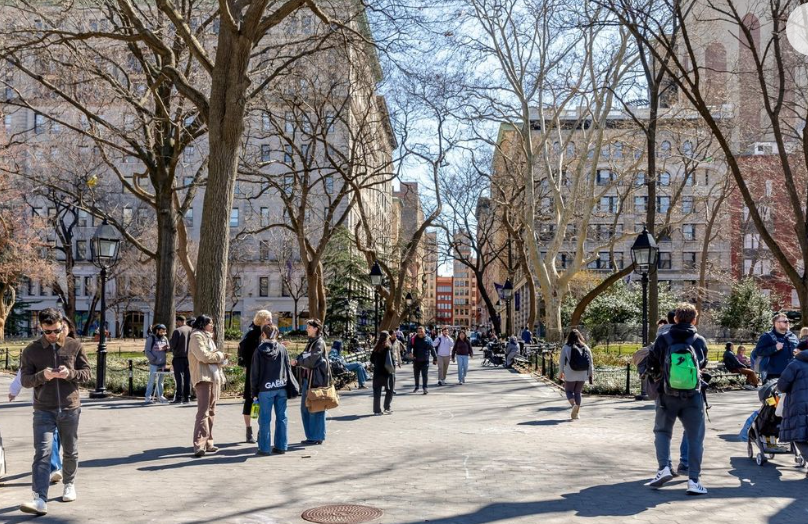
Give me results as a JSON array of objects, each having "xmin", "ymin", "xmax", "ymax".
[
  {"xmin": 723, "ymin": 342, "xmax": 759, "ymax": 388},
  {"xmin": 645, "ymin": 303, "xmax": 708, "ymax": 496},
  {"xmin": 170, "ymin": 315, "xmax": 193, "ymax": 404},
  {"xmin": 753, "ymin": 313, "xmax": 799, "ymax": 381},
  {"xmin": 19, "ymin": 308, "xmax": 92, "ymax": 516},
  {"xmin": 408, "ymin": 325, "xmax": 437, "ymax": 394}
]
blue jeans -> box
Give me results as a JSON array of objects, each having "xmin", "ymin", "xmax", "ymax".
[
  {"xmin": 654, "ymin": 394, "xmax": 705, "ymax": 480},
  {"xmin": 32, "ymin": 409, "xmax": 80, "ymax": 500},
  {"xmin": 456, "ymin": 355, "xmax": 470, "ymax": 383},
  {"xmin": 145, "ymin": 364, "xmax": 165, "ymax": 400},
  {"xmin": 257, "ymin": 390, "xmax": 288, "ymax": 453},
  {"xmin": 345, "ymin": 363, "xmax": 367, "ymax": 386},
  {"xmin": 51, "ymin": 429, "xmax": 61, "ymax": 473},
  {"xmin": 300, "ymin": 379, "xmax": 326, "ymax": 441}
]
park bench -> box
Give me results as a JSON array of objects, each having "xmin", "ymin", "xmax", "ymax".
[{"xmin": 704, "ymin": 362, "xmax": 749, "ymax": 390}]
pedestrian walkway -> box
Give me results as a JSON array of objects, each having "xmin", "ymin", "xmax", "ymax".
[{"xmin": 0, "ymin": 362, "xmax": 805, "ymax": 523}]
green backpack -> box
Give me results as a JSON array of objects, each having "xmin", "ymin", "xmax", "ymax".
[{"xmin": 663, "ymin": 333, "xmax": 700, "ymax": 396}]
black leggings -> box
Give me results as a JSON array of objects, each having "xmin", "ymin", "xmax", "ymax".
[
  {"xmin": 564, "ymin": 381, "xmax": 584, "ymax": 406},
  {"xmin": 242, "ymin": 364, "xmax": 252, "ymax": 416},
  {"xmin": 373, "ymin": 374, "xmax": 395, "ymax": 413}
]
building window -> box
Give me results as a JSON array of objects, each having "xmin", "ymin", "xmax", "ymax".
[
  {"xmin": 683, "ymin": 252, "xmax": 697, "ymax": 270},
  {"xmin": 683, "ymin": 224, "xmax": 696, "ymax": 241},
  {"xmin": 4, "ymin": 113, "xmax": 12, "ymax": 133},
  {"xmin": 683, "ymin": 140, "xmax": 693, "ymax": 157},
  {"xmin": 635, "ymin": 196, "xmax": 648, "ymax": 213},
  {"xmin": 684, "ymin": 172, "xmax": 695, "ymax": 186},
  {"xmin": 324, "ymin": 175, "xmax": 334, "ymax": 194},
  {"xmin": 599, "ymin": 196, "xmax": 619, "ymax": 213},
  {"xmin": 75, "ymin": 240, "xmax": 86, "ymax": 261},
  {"xmin": 744, "ymin": 233, "xmax": 760, "ymax": 249},
  {"xmin": 35, "ymin": 113, "xmax": 46, "ymax": 134},
  {"xmin": 744, "ymin": 258, "xmax": 771, "ymax": 275},
  {"xmin": 183, "ymin": 145, "xmax": 195, "ymax": 163},
  {"xmin": 658, "ymin": 252, "xmax": 672, "ymax": 269},
  {"xmin": 659, "ymin": 140, "xmax": 671, "ymax": 157},
  {"xmin": 262, "ymin": 112, "xmax": 271, "ymax": 132},
  {"xmin": 259, "ymin": 277, "xmax": 269, "ymax": 297},
  {"xmin": 84, "ymin": 276, "xmax": 93, "ymax": 297},
  {"xmin": 230, "ymin": 208, "xmax": 239, "ymax": 227},
  {"xmin": 77, "ymin": 210, "xmax": 90, "ymax": 228},
  {"xmin": 184, "ymin": 208, "xmax": 193, "ymax": 227},
  {"xmin": 658, "ymin": 172, "xmax": 671, "ymax": 186},
  {"xmin": 259, "ymin": 240, "xmax": 270, "ymax": 261},
  {"xmin": 634, "ymin": 171, "xmax": 645, "ymax": 187},
  {"xmin": 285, "ymin": 112, "xmax": 294, "ymax": 134},
  {"xmin": 261, "ymin": 144, "xmax": 272, "ymax": 162},
  {"xmin": 284, "ymin": 145, "xmax": 293, "ymax": 164},
  {"xmin": 233, "ymin": 277, "xmax": 242, "ymax": 297},
  {"xmin": 596, "ymin": 169, "xmax": 613, "ymax": 186},
  {"xmin": 260, "ymin": 207, "xmax": 270, "ymax": 227},
  {"xmin": 283, "ymin": 174, "xmax": 294, "ymax": 195},
  {"xmin": 682, "ymin": 196, "xmax": 694, "ymax": 214},
  {"xmin": 656, "ymin": 196, "xmax": 670, "ymax": 214}
]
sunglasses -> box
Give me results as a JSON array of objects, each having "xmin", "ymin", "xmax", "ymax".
[{"xmin": 42, "ymin": 327, "xmax": 63, "ymax": 335}]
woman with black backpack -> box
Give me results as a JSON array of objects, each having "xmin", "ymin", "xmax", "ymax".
[{"xmin": 559, "ymin": 329, "xmax": 594, "ymax": 420}]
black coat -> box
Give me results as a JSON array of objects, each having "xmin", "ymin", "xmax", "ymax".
[
  {"xmin": 777, "ymin": 351, "xmax": 808, "ymax": 443},
  {"xmin": 371, "ymin": 347, "xmax": 394, "ymax": 378},
  {"xmin": 238, "ymin": 324, "xmax": 262, "ymax": 368}
]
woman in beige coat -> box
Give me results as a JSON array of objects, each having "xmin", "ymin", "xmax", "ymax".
[{"xmin": 188, "ymin": 314, "xmax": 228, "ymax": 457}]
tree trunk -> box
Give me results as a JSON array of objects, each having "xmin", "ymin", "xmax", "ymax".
[
  {"xmin": 475, "ymin": 273, "xmax": 502, "ymax": 334},
  {"xmin": 570, "ymin": 264, "xmax": 635, "ymax": 328},
  {"xmin": 544, "ymin": 292, "xmax": 564, "ymax": 343},
  {"xmin": 194, "ymin": 29, "xmax": 253, "ymax": 339},
  {"xmin": 82, "ymin": 293, "xmax": 100, "ymax": 336},
  {"xmin": 0, "ymin": 284, "xmax": 15, "ymax": 342},
  {"xmin": 293, "ymin": 299, "xmax": 299, "ymax": 330},
  {"xmin": 154, "ymin": 189, "xmax": 178, "ymax": 333},
  {"xmin": 304, "ymin": 261, "xmax": 327, "ymax": 322}
]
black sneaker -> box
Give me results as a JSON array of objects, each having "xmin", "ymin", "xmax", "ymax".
[
  {"xmin": 676, "ymin": 463, "xmax": 689, "ymax": 476},
  {"xmin": 412, "ymin": 387, "xmax": 419, "ymax": 393},
  {"xmin": 423, "ymin": 389, "xmax": 428, "ymax": 395},
  {"xmin": 271, "ymin": 448, "xmax": 286, "ymax": 454}
]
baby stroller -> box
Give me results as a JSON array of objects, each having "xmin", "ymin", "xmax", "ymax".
[
  {"xmin": 746, "ymin": 381, "xmax": 805, "ymax": 467},
  {"xmin": 482, "ymin": 343, "xmax": 505, "ymax": 367}
]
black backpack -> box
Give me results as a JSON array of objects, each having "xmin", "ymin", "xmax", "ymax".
[{"xmin": 568, "ymin": 344, "xmax": 591, "ymax": 371}]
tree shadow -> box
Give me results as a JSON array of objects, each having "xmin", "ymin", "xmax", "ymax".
[{"xmin": 80, "ymin": 442, "xmax": 242, "ymax": 469}]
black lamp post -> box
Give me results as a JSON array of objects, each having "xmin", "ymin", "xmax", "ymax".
[
  {"xmin": 630, "ymin": 227, "xmax": 659, "ymax": 348},
  {"xmin": 370, "ymin": 261, "xmax": 383, "ymax": 337},
  {"xmin": 89, "ymin": 220, "xmax": 121, "ymax": 399},
  {"xmin": 502, "ymin": 278, "xmax": 514, "ymax": 337}
]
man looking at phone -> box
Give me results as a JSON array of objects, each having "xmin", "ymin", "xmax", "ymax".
[{"xmin": 19, "ymin": 308, "xmax": 91, "ymax": 515}]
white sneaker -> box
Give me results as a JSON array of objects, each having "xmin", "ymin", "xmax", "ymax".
[
  {"xmin": 20, "ymin": 493, "xmax": 48, "ymax": 515},
  {"xmin": 645, "ymin": 466, "xmax": 674, "ymax": 488},
  {"xmin": 686, "ymin": 479, "xmax": 707, "ymax": 496},
  {"xmin": 158, "ymin": 396, "xmax": 169, "ymax": 403},
  {"xmin": 50, "ymin": 469, "xmax": 63, "ymax": 484},
  {"xmin": 62, "ymin": 483, "xmax": 77, "ymax": 502}
]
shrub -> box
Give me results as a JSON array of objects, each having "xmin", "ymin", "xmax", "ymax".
[{"xmin": 224, "ymin": 327, "xmax": 243, "ymax": 341}]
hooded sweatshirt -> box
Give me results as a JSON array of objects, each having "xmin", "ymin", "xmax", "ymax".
[
  {"xmin": 250, "ymin": 340, "xmax": 291, "ymax": 394},
  {"xmin": 647, "ymin": 322, "xmax": 708, "ymax": 384}
]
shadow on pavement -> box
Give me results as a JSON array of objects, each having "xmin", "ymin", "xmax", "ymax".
[
  {"xmin": 329, "ymin": 414, "xmax": 376, "ymax": 422},
  {"xmin": 717, "ymin": 433, "xmax": 743, "ymax": 442},
  {"xmin": 517, "ymin": 420, "xmax": 569, "ymax": 426},
  {"xmin": 81, "ymin": 442, "xmax": 242, "ymax": 469}
]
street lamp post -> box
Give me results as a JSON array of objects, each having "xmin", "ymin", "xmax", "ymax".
[
  {"xmin": 89, "ymin": 220, "xmax": 121, "ymax": 399},
  {"xmin": 631, "ymin": 227, "xmax": 659, "ymax": 401},
  {"xmin": 502, "ymin": 279, "xmax": 514, "ymax": 337},
  {"xmin": 370, "ymin": 261, "xmax": 383, "ymax": 337}
]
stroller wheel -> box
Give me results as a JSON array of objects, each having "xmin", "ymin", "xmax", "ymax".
[
  {"xmin": 756, "ymin": 453, "xmax": 767, "ymax": 466},
  {"xmin": 747, "ymin": 441, "xmax": 754, "ymax": 459},
  {"xmin": 768, "ymin": 453, "xmax": 775, "ymax": 460}
]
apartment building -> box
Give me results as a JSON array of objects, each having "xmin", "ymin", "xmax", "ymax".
[
  {"xmin": 1, "ymin": 5, "xmax": 395, "ymax": 337},
  {"xmin": 435, "ymin": 276, "xmax": 454, "ymax": 326}
]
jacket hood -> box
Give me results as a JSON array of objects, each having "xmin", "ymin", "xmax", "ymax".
[
  {"xmin": 257, "ymin": 340, "xmax": 281, "ymax": 358},
  {"xmin": 669, "ymin": 323, "xmax": 698, "ymax": 338},
  {"xmin": 796, "ymin": 350, "xmax": 808, "ymax": 364}
]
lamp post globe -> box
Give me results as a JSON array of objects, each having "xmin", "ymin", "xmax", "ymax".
[{"xmin": 369, "ymin": 261, "xmax": 383, "ymax": 287}]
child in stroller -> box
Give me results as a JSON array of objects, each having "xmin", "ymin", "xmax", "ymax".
[{"xmin": 745, "ymin": 380, "xmax": 804, "ymax": 467}]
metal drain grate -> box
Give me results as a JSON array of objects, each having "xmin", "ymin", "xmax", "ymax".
[{"xmin": 301, "ymin": 504, "xmax": 384, "ymax": 524}]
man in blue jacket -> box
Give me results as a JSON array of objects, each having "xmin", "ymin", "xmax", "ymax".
[{"xmin": 753, "ymin": 313, "xmax": 799, "ymax": 381}]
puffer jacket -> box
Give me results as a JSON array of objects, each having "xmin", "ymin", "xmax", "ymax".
[
  {"xmin": 778, "ymin": 351, "xmax": 808, "ymax": 443},
  {"xmin": 188, "ymin": 330, "xmax": 225, "ymax": 386}
]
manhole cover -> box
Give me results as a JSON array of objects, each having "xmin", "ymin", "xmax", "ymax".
[{"xmin": 301, "ymin": 504, "xmax": 383, "ymax": 524}]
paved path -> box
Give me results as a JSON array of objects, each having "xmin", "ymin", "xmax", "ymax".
[{"xmin": 0, "ymin": 361, "xmax": 805, "ymax": 524}]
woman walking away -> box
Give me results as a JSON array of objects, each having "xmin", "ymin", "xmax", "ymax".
[
  {"xmin": 189, "ymin": 315, "xmax": 227, "ymax": 457},
  {"xmin": 560, "ymin": 329, "xmax": 594, "ymax": 420},
  {"xmin": 371, "ymin": 331, "xmax": 396, "ymax": 415},
  {"xmin": 505, "ymin": 336, "xmax": 520, "ymax": 368},
  {"xmin": 251, "ymin": 324, "xmax": 296, "ymax": 455},
  {"xmin": 452, "ymin": 330, "xmax": 474, "ymax": 384},
  {"xmin": 144, "ymin": 324, "xmax": 169, "ymax": 404},
  {"xmin": 239, "ymin": 310, "xmax": 273, "ymax": 443},
  {"xmin": 777, "ymin": 347, "xmax": 808, "ymax": 476},
  {"xmin": 292, "ymin": 319, "xmax": 328, "ymax": 445}
]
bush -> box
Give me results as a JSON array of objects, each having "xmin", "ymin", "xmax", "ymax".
[{"xmin": 224, "ymin": 327, "xmax": 243, "ymax": 341}]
